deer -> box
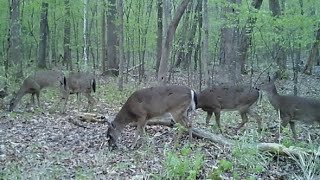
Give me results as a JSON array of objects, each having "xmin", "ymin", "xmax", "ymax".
[
  {"xmin": 9, "ymin": 70, "xmax": 65, "ymax": 111},
  {"xmin": 60, "ymin": 72, "xmax": 96, "ymax": 113},
  {"xmin": 258, "ymin": 74, "xmax": 320, "ymax": 140},
  {"xmin": 197, "ymin": 84, "xmax": 262, "ymax": 133},
  {"xmin": 106, "ymin": 85, "xmax": 197, "ymax": 149}
]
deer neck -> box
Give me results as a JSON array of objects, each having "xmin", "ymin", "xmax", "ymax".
[
  {"xmin": 265, "ymin": 84, "xmax": 281, "ymax": 110},
  {"xmin": 112, "ymin": 111, "xmax": 128, "ymax": 132}
]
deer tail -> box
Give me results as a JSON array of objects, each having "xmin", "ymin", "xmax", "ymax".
[
  {"xmin": 92, "ymin": 78, "xmax": 96, "ymax": 93},
  {"xmin": 63, "ymin": 76, "xmax": 67, "ymax": 90},
  {"xmin": 190, "ymin": 89, "xmax": 197, "ymax": 111}
]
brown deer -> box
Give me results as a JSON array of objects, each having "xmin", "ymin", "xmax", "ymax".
[
  {"xmin": 60, "ymin": 72, "xmax": 96, "ymax": 113},
  {"xmin": 106, "ymin": 85, "xmax": 197, "ymax": 149},
  {"xmin": 258, "ymin": 74, "xmax": 320, "ymax": 140},
  {"xmin": 197, "ymin": 85, "xmax": 261, "ymax": 133},
  {"xmin": 9, "ymin": 70, "xmax": 65, "ymax": 111}
]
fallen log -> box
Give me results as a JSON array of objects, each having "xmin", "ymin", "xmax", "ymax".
[{"xmin": 76, "ymin": 113, "xmax": 316, "ymax": 157}]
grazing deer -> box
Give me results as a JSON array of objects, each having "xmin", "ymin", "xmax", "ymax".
[
  {"xmin": 9, "ymin": 70, "xmax": 64, "ymax": 111},
  {"xmin": 259, "ymin": 74, "xmax": 320, "ymax": 140},
  {"xmin": 197, "ymin": 85, "xmax": 261, "ymax": 133},
  {"xmin": 106, "ymin": 85, "xmax": 197, "ymax": 149},
  {"xmin": 60, "ymin": 72, "xmax": 96, "ymax": 113}
]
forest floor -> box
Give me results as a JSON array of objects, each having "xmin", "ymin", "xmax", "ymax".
[{"xmin": 1, "ymin": 71, "xmax": 320, "ymax": 179}]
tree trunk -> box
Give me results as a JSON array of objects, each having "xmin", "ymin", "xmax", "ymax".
[
  {"xmin": 139, "ymin": 0, "xmax": 154, "ymax": 83},
  {"xmin": 101, "ymin": 0, "xmax": 106, "ymax": 73},
  {"xmin": 202, "ymin": 0, "xmax": 209, "ymax": 88},
  {"xmin": 155, "ymin": 0, "xmax": 163, "ymax": 75},
  {"xmin": 71, "ymin": 12, "xmax": 80, "ymax": 69},
  {"xmin": 117, "ymin": 0, "xmax": 124, "ymax": 90},
  {"xmin": 303, "ymin": 27, "xmax": 320, "ymax": 75},
  {"xmin": 238, "ymin": 0, "xmax": 263, "ymax": 74},
  {"xmin": 83, "ymin": 0, "xmax": 89, "ymax": 66},
  {"xmin": 195, "ymin": 0, "xmax": 203, "ymax": 85},
  {"xmin": 51, "ymin": 0, "xmax": 57, "ymax": 66},
  {"xmin": 182, "ymin": 1, "xmax": 201, "ymax": 70},
  {"xmin": 157, "ymin": 0, "xmax": 191, "ymax": 84},
  {"xmin": 63, "ymin": 0, "xmax": 72, "ymax": 70},
  {"xmin": 9, "ymin": 0, "xmax": 23, "ymax": 79},
  {"xmin": 219, "ymin": 0, "xmax": 240, "ymax": 84},
  {"xmin": 269, "ymin": 0, "xmax": 286, "ymax": 75},
  {"xmin": 174, "ymin": 2, "xmax": 192, "ymax": 68},
  {"xmin": 105, "ymin": 0, "xmax": 119, "ymax": 76},
  {"xmin": 37, "ymin": 2, "xmax": 49, "ymax": 69}
]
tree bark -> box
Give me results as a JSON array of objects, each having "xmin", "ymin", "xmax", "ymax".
[
  {"xmin": 157, "ymin": 0, "xmax": 190, "ymax": 85},
  {"xmin": 101, "ymin": 0, "xmax": 106, "ymax": 73},
  {"xmin": 105, "ymin": 0, "xmax": 119, "ymax": 76},
  {"xmin": 51, "ymin": 0, "xmax": 57, "ymax": 66},
  {"xmin": 219, "ymin": 0, "xmax": 241, "ymax": 84},
  {"xmin": 9, "ymin": 0, "xmax": 23, "ymax": 79},
  {"xmin": 155, "ymin": 0, "xmax": 163, "ymax": 75},
  {"xmin": 182, "ymin": 1, "xmax": 201, "ymax": 70},
  {"xmin": 174, "ymin": 2, "xmax": 192, "ymax": 68},
  {"xmin": 238, "ymin": 0, "xmax": 263, "ymax": 74},
  {"xmin": 117, "ymin": 0, "xmax": 124, "ymax": 90},
  {"xmin": 202, "ymin": 0, "xmax": 209, "ymax": 88},
  {"xmin": 303, "ymin": 27, "xmax": 320, "ymax": 75},
  {"xmin": 37, "ymin": 2, "xmax": 49, "ymax": 69},
  {"xmin": 83, "ymin": 0, "xmax": 89, "ymax": 66},
  {"xmin": 63, "ymin": 0, "xmax": 72, "ymax": 70}
]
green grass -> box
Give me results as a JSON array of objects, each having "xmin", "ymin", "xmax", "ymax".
[{"xmin": 161, "ymin": 144, "xmax": 204, "ymax": 180}]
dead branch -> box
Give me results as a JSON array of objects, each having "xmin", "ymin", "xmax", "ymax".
[
  {"xmin": 256, "ymin": 143, "xmax": 315, "ymax": 157},
  {"xmin": 191, "ymin": 127, "xmax": 234, "ymax": 146},
  {"xmin": 68, "ymin": 117, "xmax": 87, "ymax": 128},
  {"xmin": 127, "ymin": 64, "xmax": 142, "ymax": 73},
  {"xmin": 78, "ymin": 113, "xmax": 107, "ymax": 123}
]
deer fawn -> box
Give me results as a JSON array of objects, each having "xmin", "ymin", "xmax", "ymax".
[
  {"xmin": 9, "ymin": 70, "xmax": 64, "ymax": 111},
  {"xmin": 106, "ymin": 85, "xmax": 197, "ymax": 149},
  {"xmin": 259, "ymin": 74, "xmax": 320, "ymax": 140},
  {"xmin": 60, "ymin": 72, "xmax": 96, "ymax": 113},
  {"xmin": 197, "ymin": 85, "xmax": 261, "ymax": 133}
]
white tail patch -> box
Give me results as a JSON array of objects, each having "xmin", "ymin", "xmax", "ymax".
[{"xmin": 190, "ymin": 89, "xmax": 196, "ymax": 111}]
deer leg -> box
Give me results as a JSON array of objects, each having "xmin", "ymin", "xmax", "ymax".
[
  {"xmin": 236, "ymin": 111, "xmax": 248, "ymax": 131},
  {"xmin": 36, "ymin": 92, "xmax": 40, "ymax": 108},
  {"xmin": 28, "ymin": 93, "xmax": 35, "ymax": 108},
  {"xmin": 61, "ymin": 94, "xmax": 69, "ymax": 114},
  {"xmin": 132, "ymin": 119, "xmax": 147, "ymax": 149},
  {"xmin": 289, "ymin": 121, "xmax": 297, "ymax": 140},
  {"xmin": 30, "ymin": 93, "xmax": 35, "ymax": 105},
  {"xmin": 76, "ymin": 92, "xmax": 80, "ymax": 112},
  {"xmin": 181, "ymin": 109, "xmax": 192, "ymax": 141},
  {"xmin": 247, "ymin": 109, "xmax": 262, "ymax": 132},
  {"xmin": 83, "ymin": 93, "xmax": 95, "ymax": 112},
  {"xmin": 214, "ymin": 110, "xmax": 223, "ymax": 133},
  {"xmin": 275, "ymin": 116, "xmax": 290, "ymax": 140},
  {"xmin": 205, "ymin": 111, "xmax": 213, "ymax": 127}
]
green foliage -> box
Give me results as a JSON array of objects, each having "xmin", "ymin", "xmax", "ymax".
[
  {"xmin": 162, "ymin": 145, "xmax": 204, "ymax": 180},
  {"xmin": 209, "ymin": 159, "xmax": 233, "ymax": 179},
  {"xmin": 231, "ymin": 137, "xmax": 270, "ymax": 178}
]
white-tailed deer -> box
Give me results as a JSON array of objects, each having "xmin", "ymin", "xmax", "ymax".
[
  {"xmin": 259, "ymin": 74, "xmax": 320, "ymax": 140},
  {"xmin": 106, "ymin": 85, "xmax": 197, "ymax": 149},
  {"xmin": 60, "ymin": 72, "xmax": 96, "ymax": 113},
  {"xmin": 9, "ymin": 70, "xmax": 64, "ymax": 111},
  {"xmin": 197, "ymin": 85, "xmax": 261, "ymax": 133}
]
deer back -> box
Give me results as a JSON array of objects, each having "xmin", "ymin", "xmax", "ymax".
[
  {"xmin": 66, "ymin": 72, "xmax": 95, "ymax": 92},
  {"xmin": 197, "ymin": 85, "xmax": 259, "ymax": 111}
]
